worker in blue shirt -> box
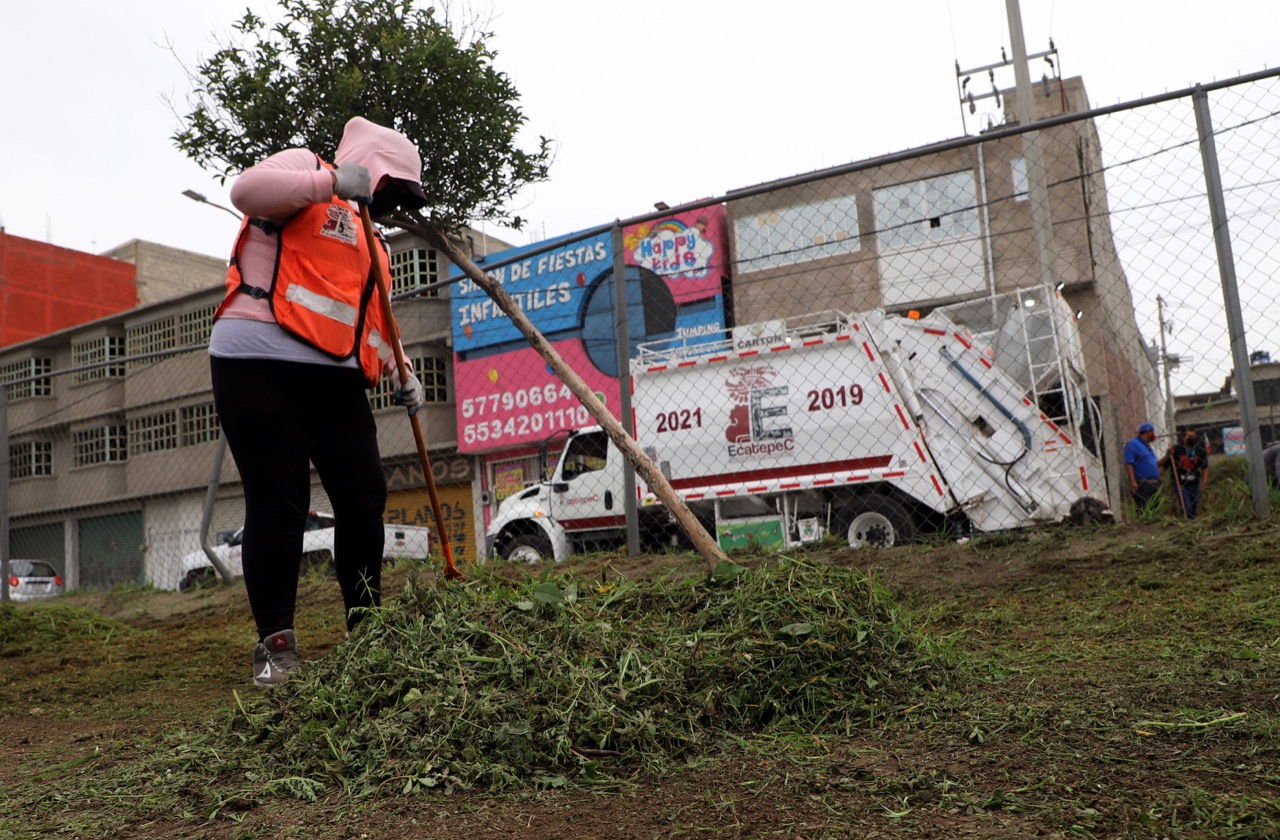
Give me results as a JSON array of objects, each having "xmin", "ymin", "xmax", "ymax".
[{"xmin": 1124, "ymin": 421, "xmax": 1162, "ymax": 512}]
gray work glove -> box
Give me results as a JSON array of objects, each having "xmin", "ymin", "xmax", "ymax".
[
  {"xmin": 332, "ymin": 162, "xmax": 373, "ymax": 204},
  {"xmin": 390, "ymin": 367, "xmax": 424, "ymax": 415}
]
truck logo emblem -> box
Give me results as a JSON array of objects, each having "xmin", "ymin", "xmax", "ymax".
[{"xmin": 725, "ymin": 365, "xmax": 795, "ymax": 458}]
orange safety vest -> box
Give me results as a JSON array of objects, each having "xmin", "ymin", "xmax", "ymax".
[{"xmin": 216, "ymin": 157, "xmax": 394, "ymax": 388}]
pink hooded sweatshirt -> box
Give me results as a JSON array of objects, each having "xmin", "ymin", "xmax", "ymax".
[{"xmin": 220, "ymin": 117, "xmax": 424, "ymax": 325}]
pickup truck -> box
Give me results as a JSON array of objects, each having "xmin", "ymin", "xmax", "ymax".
[{"xmin": 174, "ymin": 511, "xmax": 431, "ymax": 592}]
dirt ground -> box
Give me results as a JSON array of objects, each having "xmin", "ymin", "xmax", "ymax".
[{"xmin": 3, "ymin": 516, "xmax": 1279, "ymax": 838}]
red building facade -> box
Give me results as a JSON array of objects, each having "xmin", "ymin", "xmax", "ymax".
[{"xmin": 0, "ymin": 231, "xmax": 138, "ymax": 347}]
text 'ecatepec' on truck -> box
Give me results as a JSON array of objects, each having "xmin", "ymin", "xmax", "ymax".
[{"xmin": 486, "ymin": 303, "xmax": 1109, "ymax": 563}]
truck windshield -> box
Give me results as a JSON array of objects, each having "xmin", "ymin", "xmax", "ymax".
[{"xmin": 562, "ymin": 432, "xmax": 608, "ymax": 479}]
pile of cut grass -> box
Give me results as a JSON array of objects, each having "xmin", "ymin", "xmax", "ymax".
[
  {"xmin": 0, "ymin": 601, "xmax": 133, "ymax": 655},
  {"xmin": 199, "ymin": 557, "xmax": 945, "ymax": 797}
]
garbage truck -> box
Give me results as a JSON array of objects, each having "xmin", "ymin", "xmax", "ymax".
[{"xmin": 485, "ymin": 307, "xmax": 1107, "ymax": 562}]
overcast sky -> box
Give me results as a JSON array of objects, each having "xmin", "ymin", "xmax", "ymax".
[{"xmin": 2, "ymin": 0, "xmax": 1277, "ymax": 393}]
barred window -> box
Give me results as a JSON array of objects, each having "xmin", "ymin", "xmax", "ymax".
[
  {"xmin": 369, "ymin": 356, "xmax": 449, "ymax": 411},
  {"xmin": 128, "ymin": 411, "xmax": 178, "ymax": 455},
  {"xmin": 179, "ymin": 305, "xmax": 217, "ymax": 346},
  {"xmin": 0, "ymin": 357, "xmax": 52, "ymax": 400},
  {"xmin": 9, "ymin": 440, "xmax": 53, "ymax": 479},
  {"xmin": 418, "ymin": 356, "xmax": 448, "ymax": 403},
  {"xmin": 390, "ymin": 247, "xmax": 440, "ymax": 296},
  {"xmin": 73, "ymin": 424, "xmax": 128, "ymax": 467},
  {"xmin": 126, "ymin": 317, "xmax": 177, "ymax": 366},
  {"xmin": 72, "ymin": 336, "xmax": 126, "ymax": 382},
  {"xmin": 180, "ymin": 402, "xmax": 221, "ymax": 446}
]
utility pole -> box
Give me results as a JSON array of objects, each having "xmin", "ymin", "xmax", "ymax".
[
  {"xmin": 954, "ymin": 1, "xmax": 1060, "ymax": 290},
  {"xmin": 1156, "ymin": 295, "xmax": 1176, "ymax": 432},
  {"xmin": 1005, "ymin": 0, "xmax": 1058, "ymax": 291}
]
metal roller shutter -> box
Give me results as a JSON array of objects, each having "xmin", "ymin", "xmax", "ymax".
[{"xmin": 384, "ymin": 483, "xmax": 475, "ymax": 564}]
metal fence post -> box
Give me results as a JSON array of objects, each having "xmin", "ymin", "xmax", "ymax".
[
  {"xmin": 611, "ymin": 223, "xmax": 640, "ymax": 555},
  {"xmin": 198, "ymin": 431, "xmax": 236, "ymax": 585},
  {"xmin": 1193, "ymin": 86, "xmax": 1271, "ymax": 518},
  {"xmin": 1, "ymin": 385, "xmax": 9, "ymax": 602}
]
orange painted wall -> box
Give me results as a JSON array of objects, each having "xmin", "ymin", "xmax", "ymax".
[{"xmin": 0, "ymin": 231, "xmax": 138, "ymax": 347}]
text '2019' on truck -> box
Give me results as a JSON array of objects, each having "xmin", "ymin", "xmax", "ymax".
[{"xmin": 486, "ymin": 303, "xmax": 1108, "ymax": 563}]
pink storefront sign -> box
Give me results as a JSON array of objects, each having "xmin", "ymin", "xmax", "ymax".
[{"xmin": 456, "ymin": 337, "xmax": 618, "ymax": 453}]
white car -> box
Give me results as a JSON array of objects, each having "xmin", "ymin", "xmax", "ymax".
[
  {"xmin": 6, "ymin": 559, "xmax": 63, "ymax": 602},
  {"xmin": 175, "ymin": 511, "xmax": 431, "ymax": 592}
]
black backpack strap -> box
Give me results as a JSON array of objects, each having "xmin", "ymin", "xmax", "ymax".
[{"xmin": 227, "ymin": 216, "xmax": 281, "ymax": 300}]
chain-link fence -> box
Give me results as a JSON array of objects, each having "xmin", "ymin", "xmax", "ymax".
[
  {"xmin": 5, "ymin": 69, "xmax": 1280, "ymax": 593},
  {"xmin": 472, "ymin": 69, "xmax": 1280, "ymax": 562},
  {"xmin": 0, "ymin": 292, "xmax": 475, "ymax": 596}
]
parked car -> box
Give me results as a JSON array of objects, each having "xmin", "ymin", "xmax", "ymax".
[
  {"xmin": 174, "ymin": 511, "xmax": 432, "ymax": 592},
  {"xmin": 6, "ymin": 559, "xmax": 63, "ymax": 602}
]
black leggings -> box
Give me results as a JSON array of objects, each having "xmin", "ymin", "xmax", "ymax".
[{"xmin": 211, "ymin": 356, "xmax": 387, "ymax": 637}]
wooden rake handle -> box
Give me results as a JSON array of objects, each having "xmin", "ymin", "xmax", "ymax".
[{"xmin": 358, "ymin": 205, "xmax": 464, "ymax": 581}]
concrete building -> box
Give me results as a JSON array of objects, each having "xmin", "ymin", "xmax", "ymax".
[
  {"xmin": 1173, "ymin": 358, "xmax": 1280, "ymax": 450},
  {"xmin": 0, "ymin": 231, "xmax": 138, "ymax": 347},
  {"xmin": 100, "ymin": 239, "xmax": 227, "ymax": 307},
  {"xmin": 3, "ymin": 227, "xmax": 509, "ymax": 591},
  {"xmin": 0, "ymin": 233, "xmax": 228, "ymax": 350},
  {"xmin": 725, "ymin": 76, "xmax": 1163, "ymax": 509}
]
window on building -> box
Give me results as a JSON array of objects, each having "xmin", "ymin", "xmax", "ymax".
[
  {"xmin": 368, "ymin": 356, "xmax": 449, "ymax": 411},
  {"xmin": 179, "ymin": 305, "xmax": 217, "ymax": 346},
  {"xmin": 128, "ymin": 411, "xmax": 178, "ymax": 455},
  {"xmin": 733, "ymin": 196, "xmax": 861, "ymax": 272},
  {"xmin": 872, "ymin": 171, "xmax": 986, "ymax": 308},
  {"xmin": 180, "ymin": 402, "xmax": 221, "ymax": 446},
  {"xmin": 72, "ymin": 336, "xmax": 127, "ymax": 382},
  {"xmin": 1011, "ymin": 158, "xmax": 1029, "ymax": 201},
  {"xmin": 0, "ymin": 357, "xmax": 53, "ymax": 400},
  {"xmin": 126, "ymin": 317, "xmax": 177, "ymax": 366},
  {"xmin": 8, "ymin": 440, "xmax": 53, "ymax": 479},
  {"xmin": 390, "ymin": 247, "xmax": 440, "ymax": 296},
  {"xmin": 873, "ymin": 171, "xmax": 981, "ymax": 251},
  {"xmin": 418, "ymin": 356, "xmax": 448, "ymax": 403},
  {"xmin": 73, "ymin": 424, "xmax": 128, "ymax": 467}
]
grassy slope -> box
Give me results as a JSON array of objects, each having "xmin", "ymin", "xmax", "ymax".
[{"xmin": 2, "ymin": 484, "xmax": 1279, "ymax": 838}]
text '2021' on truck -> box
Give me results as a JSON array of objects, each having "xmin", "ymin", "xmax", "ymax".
[{"xmin": 486, "ymin": 304, "xmax": 1107, "ymax": 563}]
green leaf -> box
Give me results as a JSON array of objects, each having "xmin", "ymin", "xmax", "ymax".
[
  {"xmin": 779, "ymin": 622, "xmax": 813, "ymax": 637},
  {"xmin": 710, "ymin": 560, "xmax": 748, "ymax": 583},
  {"xmin": 531, "ymin": 581, "xmax": 564, "ymax": 605}
]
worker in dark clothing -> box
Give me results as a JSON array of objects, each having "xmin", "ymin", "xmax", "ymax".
[{"xmin": 1161, "ymin": 429, "xmax": 1209, "ymax": 519}]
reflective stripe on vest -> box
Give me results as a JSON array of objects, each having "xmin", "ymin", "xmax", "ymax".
[{"xmin": 285, "ymin": 282, "xmax": 360, "ymax": 327}]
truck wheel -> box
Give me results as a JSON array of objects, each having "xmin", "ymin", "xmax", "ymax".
[
  {"xmin": 502, "ymin": 533, "xmax": 552, "ymax": 564},
  {"xmin": 835, "ymin": 495, "xmax": 916, "ymax": 548},
  {"xmin": 179, "ymin": 567, "xmax": 217, "ymax": 592}
]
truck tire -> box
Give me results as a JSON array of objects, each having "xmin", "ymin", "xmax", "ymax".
[
  {"xmin": 179, "ymin": 567, "xmax": 218, "ymax": 592},
  {"xmin": 501, "ymin": 533, "xmax": 552, "ymax": 564},
  {"xmin": 835, "ymin": 495, "xmax": 916, "ymax": 548}
]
